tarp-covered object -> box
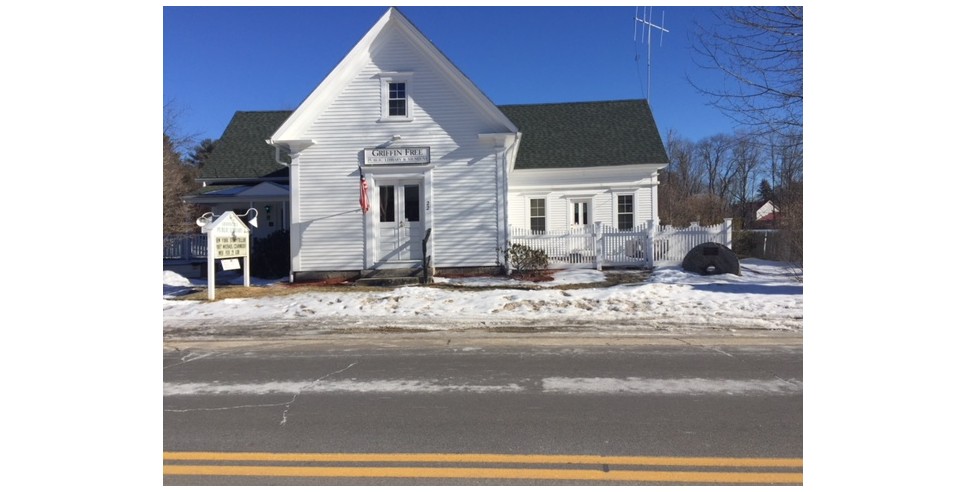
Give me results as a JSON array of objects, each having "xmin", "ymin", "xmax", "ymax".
[{"xmin": 682, "ymin": 242, "xmax": 741, "ymax": 275}]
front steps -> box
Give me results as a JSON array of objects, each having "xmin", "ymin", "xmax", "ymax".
[{"xmin": 354, "ymin": 267, "xmax": 426, "ymax": 287}]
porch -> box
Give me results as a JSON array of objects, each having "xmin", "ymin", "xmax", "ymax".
[{"xmin": 508, "ymin": 219, "xmax": 733, "ymax": 270}]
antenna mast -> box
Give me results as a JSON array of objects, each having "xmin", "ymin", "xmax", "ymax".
[{"xmin": 633, "ymin": 7, "xmax": 669, "ymax": 100}]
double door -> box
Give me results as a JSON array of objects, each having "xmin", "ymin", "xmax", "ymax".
[{"xmin": 377, "ymin": 181, "xmax": 423, "ymax": 264}]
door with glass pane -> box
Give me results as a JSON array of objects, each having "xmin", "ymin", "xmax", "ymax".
[
  {"xmin": 572, "ymin": 200, "xmax": 590, "ymax": 226},
  {"xmin": 377, "ymin": 181, "xmax": 423, "ymax": 265},
  {"xmin": 571, "ymin": 199, "xmax": 593, "ymax": 254}
]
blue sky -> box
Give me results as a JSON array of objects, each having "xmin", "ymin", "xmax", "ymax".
[{"xmin": 163, "ymin": 5, "xmax": 740, "ymax": 147}]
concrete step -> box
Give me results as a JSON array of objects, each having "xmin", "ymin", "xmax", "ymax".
[
  {"xmin": 355, "ymin": 267, "xmax": 426, "ymax": 286},
  {"xmin": 360, "ymin": 268, "xmax": 422, "ymax": 278},
  {"xmin": 354, "ymin": 276, "xmax": 422, "ymax": 287}
]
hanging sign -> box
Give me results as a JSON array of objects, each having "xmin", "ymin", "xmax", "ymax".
[{"xmin": 364, "ymin": 146, "xmax": 430, "ymax": 165}]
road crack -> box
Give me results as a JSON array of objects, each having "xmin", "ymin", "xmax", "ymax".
[
  {"xmin": 163, "ymin": 351, "xmax": 214, "ymax": 369},
  {"xmin": 279, "ymin": 362, "xmax": 358, "ymax": 426}
]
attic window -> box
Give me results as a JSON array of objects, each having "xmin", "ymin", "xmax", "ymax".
[
  {"xmin": 388, "ymin": 83, "xmax": 406, "ymax": 116},
  {"xmin": 379, "ymin": 72, "xmax": 413, "ymax": 122}
]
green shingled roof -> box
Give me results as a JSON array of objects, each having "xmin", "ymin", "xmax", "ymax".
[
  {"xmin": 497, "ymin": 99, "xmax": 668, "ymax": 169},
  {"xmin": 201, "ymin": 111, "xmax": 293, "ymax": 180},
  {"xmin": 203, "ymin": 100, "xmax": 667, "ymax": 178}
]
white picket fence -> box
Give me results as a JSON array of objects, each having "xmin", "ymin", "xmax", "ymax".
[
  {"xmin": 508, "ymin": 219, "xmax": 732, "ymax": 270},
  {"xmin": 652, "ymin": 220, "xmax": 733, "ymax": 265}
]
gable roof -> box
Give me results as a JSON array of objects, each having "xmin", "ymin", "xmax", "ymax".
[
  {"xmin": 271, "ymin": 7, "xmax": 516, "ymax": 143},
  {"xmin": 499, "ymin": 99, "xmax": 668, "ymax": 170},
  {"xmin": 201, "ymin": 100, "xmax": 669, "ymax": 179},
  {"xmin": 201, "ymin": 111, "xmax": 292, "ymax": 180}
]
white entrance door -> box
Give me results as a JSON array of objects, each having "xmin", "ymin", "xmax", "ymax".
[
  {"xmin": 570, "ymin": 200, "xmax": 593, "ymax": 255},
  {"xmin": 377, "ymin": 181, "xmax": 423, "ymax": 265},
  {"xmin": 572, "ymin": 200, "xmax": 590, "ymax": 226}
]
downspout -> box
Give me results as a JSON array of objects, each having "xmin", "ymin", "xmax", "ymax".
[
  {"xmin": 501, "ymin": 133, "xmax": 521, "ymax": 270},
  {"xmin": 267, "ymin": 140, "xmax": 291, "ymax": 168},
  {"xmin": 267, "ymin": 140, "xmax": 293, "ymax": 281}
]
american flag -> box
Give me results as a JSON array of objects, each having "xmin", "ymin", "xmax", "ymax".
[{"xmin": 359, "ymin": 167, "xmax": 370, "ymax": 213}]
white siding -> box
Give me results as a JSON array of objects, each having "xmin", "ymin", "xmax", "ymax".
[
  {"xmin": 292, "ymin": 24, "xmax": 506, "ymax": 272},
  {"xmin": 636, "ymin": 187, "xmax": 654, "ymax": 225},
  {"xmin": 594, "ymin": 193, "xmax": 612, "ymax": 224},
  {"xmin": 508, "ymin": 186, "xmax": 659, "ymax": 230},
  {"xmin": 507, "ymin": 166, "xmax": 663, "ymax": 231}
]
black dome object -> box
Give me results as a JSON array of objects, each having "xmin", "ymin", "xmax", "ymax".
[{"xmin": 682, "ymin": 242, "xmax": 741, "ymax": 276}]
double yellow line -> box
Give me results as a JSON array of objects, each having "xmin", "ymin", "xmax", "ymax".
[{"xmin": 164, "ymin": 452, "xmax": 803, "ymax": 484}]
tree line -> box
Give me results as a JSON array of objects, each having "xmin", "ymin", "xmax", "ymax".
[
  {"xmin": 667, "ymin": 6, "xmax": 802, "ymax": 263},
  {"xmin": 163, "ymin": 101, "xmax": 217, "ymax": 235},
  {"xmin": 659, "ymin": 129, "xmax": 802, "ymax": 228}
]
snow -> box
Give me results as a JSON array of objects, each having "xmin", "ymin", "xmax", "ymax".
[
  {"xmin": 162, "ymin": 259, "xmax": 803, "ymax": 337},
  {"xmin": 163, "ymin": 377, "xmax": 800, "ymax": 397}
]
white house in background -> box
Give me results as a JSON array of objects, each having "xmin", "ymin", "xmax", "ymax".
[
  {"xmin": 192, "ymin": 7, "xmax": 669, "ymax": 281},
  {"xmin": 184, "ymin": 111, "xmax": 293, "ymax": 243},
  {"xmin": 755, "ymin": 199, "xmax": 779, "ymax": 221}
]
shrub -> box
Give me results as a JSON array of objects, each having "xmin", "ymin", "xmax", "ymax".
[
  {"xmin": 732, "ymin": 230, "xmax": 757, "ymax": 257},
  {"xmin": 251, "ymin": 229, "xmax": 290, "ymax": 279},
  {"xmin": 507, "ymin": 243, "xmax": 548, "ymax": 275}
]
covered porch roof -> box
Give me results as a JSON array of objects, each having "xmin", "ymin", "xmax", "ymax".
[{"xmin": 184, "ymin": 181, "xmax": 290, "ymax": 204}]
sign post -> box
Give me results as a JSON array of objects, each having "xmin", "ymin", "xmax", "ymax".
[{"xmin": 197, "ymin": 210, "xmax": 256, "ymax": 300}]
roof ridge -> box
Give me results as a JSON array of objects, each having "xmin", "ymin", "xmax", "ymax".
[
  {"xmin": 498, "ymin": 99, "xmax": 647, "ymax": 108},
  {"xmin": 233, "ymin": 110, "xmax": 295, "ymax": 114}
]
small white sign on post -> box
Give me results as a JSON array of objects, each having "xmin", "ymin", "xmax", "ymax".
[{"xmin": 200, "ymin": 211, "xmax": 253, "ymax": 300}]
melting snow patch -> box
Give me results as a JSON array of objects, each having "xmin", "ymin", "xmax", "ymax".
[
  {"xmin": 541, "ymin": 377, "xmax": 801, "ymax": 395},
  {"xmin": 164, "ymin": 380, "xmax": 525, "ymax": 395}
]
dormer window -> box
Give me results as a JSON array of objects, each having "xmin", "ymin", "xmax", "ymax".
[{"xmin": 379, "ymin": 72, "xmax": 413, "ymax": 122}]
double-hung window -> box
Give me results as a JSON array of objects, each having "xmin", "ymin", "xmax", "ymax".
[
  {"xmin": 529, "ymin": 198, "xmax": 546, "ymax": 232},
  {"xmin": 388, "ymin": 82, "xmax": 406, "ymax": 117},
  {"xmin": 379, "ymin": 72, "xmax": 413, "ymax": 122},
  {"xmin": 617, "ymin": 195, "xmax": 634, "ymax": 230}
]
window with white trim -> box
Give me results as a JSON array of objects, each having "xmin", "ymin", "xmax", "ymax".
[
  {"xmin": 379, "ymin": 72, "xmax": 413, "ymax": 122},
  {"xmin": 529, "ymin": 198, "xmax": 546, "ymax": 232},
  {"xmin": 617, "ymin": 195, "xmax": 634, "ymax": 230},
  {"xmin": 388, "ymin": 82, "xmax": 406, "ymax": 116}
]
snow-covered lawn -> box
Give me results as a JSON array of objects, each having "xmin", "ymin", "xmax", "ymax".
[{"xmin": 162, "ymin": 259, "xmax": 802, "ymax": 337}]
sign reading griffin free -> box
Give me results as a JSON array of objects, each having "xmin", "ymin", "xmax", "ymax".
[
  {"xmin": 364, "ymin": 146, "xmax": 430, "ymax": 165},
  {"xmin": 200, "ymin": 211, "xmax": 253, "ymax": 300}
]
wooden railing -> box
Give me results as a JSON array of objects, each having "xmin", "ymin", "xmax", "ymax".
[{"xmin": 163, "ymin": 234, "xmax": 207, "ymax": 261}]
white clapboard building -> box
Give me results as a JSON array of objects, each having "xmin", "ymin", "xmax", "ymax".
[{"xmin": 188, "ymin": 8, "xmax": 669, "ymax": 281}]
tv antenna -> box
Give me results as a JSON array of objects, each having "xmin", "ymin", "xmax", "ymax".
[{"xmin": 633, "ymin": 6, "xmax": 669, "ymax": 100}]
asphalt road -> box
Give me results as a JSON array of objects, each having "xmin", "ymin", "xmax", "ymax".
[{"xmin": 163, "ymin": 334, "xmax": 802, "ymax": 485}]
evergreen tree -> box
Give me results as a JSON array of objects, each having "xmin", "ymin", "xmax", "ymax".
[
  {"xmin": 187, "ymin": 138, "xmax": 217, "ymax": 168},
  {"xmin": 757, "ymin": 179, "xmax": 773, "ymax": 202}
]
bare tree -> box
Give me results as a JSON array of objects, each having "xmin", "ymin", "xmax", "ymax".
[
  {"xmin": 764, "ymin": 132, "xmax": 803, "ymax": 264},
  {"xmin": 163, "ymin": 99, "xmax": 206, "ymax": 234},
  {"xmin": 689, "ymin": 6, "xmax": 803, "ymax": 138},
  {"xmin": 164, "ymin": 99, "xmax": 199, "ymax": 156},
  {"xmin": 729, "ymin": 133, "xmax": 763, "ymax": 225},
  {"xmin": 660, "ymin": 130, "xmax": 707, "ymax": 227},
  {"xmin": 163, "ymin": 134, "xmax": 203, "ymax": 234},
  {"xmin": 697, "ymin": 133, "xmax": 736, "ymax": 220}
]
